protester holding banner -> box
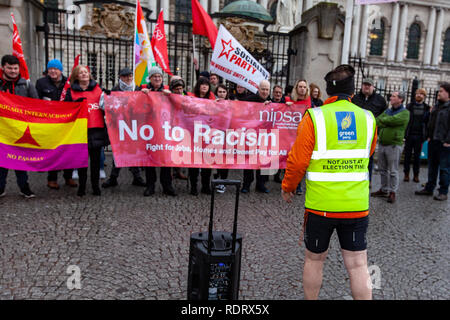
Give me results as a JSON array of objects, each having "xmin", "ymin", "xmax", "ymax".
[
  {"xmin": 142, "ymin": 66, "xmax": 176, "ymax": 197},
  {"xmin": 169, "ymin": 75, "xmax": 189, "ymax": 181},
  {"xmin": 65, "ymin": 65, "xmax": 107, "ymax": 197},
  {"xmin": 214, "ymin": 84, "xmax": 229, "ymax": 101},
  {"xmin": 214, "ymin": 84, "xmax": 230, "ymax": 193},
  {"xmin": 241, "ymin": 80, "xmax": 272, "ymax": 194},
  {"xmin": 0, "ymin": 55, "xmax": 38, "ymax": 198},
  {"xmin": 169, "ymin": 76, "xmax": 187, "ymax": 96},
  {"xmin": 188, "ymin": 76, "xmax": 216, "ymax": 195},
  {"xmin": 286, "ymin": 79, "xmax": 313, "ymax": 195},
  {"xmin": 271, "ymin": 85, "xmax": 286, "ymax": 103},
  {"xmin": 209, "ymin": 73, "xmax": 220, "ymax": 93},
  {"xmin": 229, "ymin": 84, "xmax": 248, "ymax": 101},
  {"xmin": 35, "ymin": 59, "xmax": 78, "ymax": 190},
  {"xmin": 310, "ymin": 83, "xmax": 323, "ymax": 107},
  {"xmin": 102, "ymin": 68, "xmax": 146, "ymax": 189}
]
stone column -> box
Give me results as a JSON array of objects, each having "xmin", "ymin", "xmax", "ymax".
[
  {"xmin": 432, "ymin": 8, "xmax": 445, "ymax": 66},
  {"xmin": 350, "ymin": 3, "xmax": 361, "ymax": 57},
  {"xmin": 200, "ymin": 0, "xmax": 208, "ymax": 13},
  {"xmin": 162, "ymin": 0, "xmax": 170, "ymax": 19},
  {"xmin": 423, "ymin": 7, "xmax": 437, "ymax": 65},
  {"xmin": 294, "ymin": 0, "xmax": 304, "ymax": 25},
  {"xmin": 148, "ymin": 0, "xmax": 157, "ymax": 20},
  {"xmin": 359, "ymin": 5, "xmax": 369, "ymax": 59},
  {"xmin": 341, "ymin": 0, "xmax": 354, "ymax": 64},
  {"xmin": 305, "ymin": 0, "xmax": 313, "ymax": 11},
  {"xmin": 211, "ymin": 0, "xmax": 220, "ymax": 14},
  {"xmin": 396, "ymin": 3, "xmax": 408, "ymax": 62},
  {"xmin": 387, "ymin": 1, "xmax": 400, "ymax": 61},
  {"xmin": 259, "ymin": 0, "xmax": 268, "ymax": 10}
]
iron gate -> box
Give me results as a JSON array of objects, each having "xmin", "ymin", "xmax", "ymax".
[
  {"xmin": 38, "ymin": 0, "xmax": 292, "ymax": 91},
  {"xmin": 349, "ymin": 56, "xmax": 439, "ymax": 106}
]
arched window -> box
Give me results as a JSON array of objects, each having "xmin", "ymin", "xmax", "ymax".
[
  {"xmin": 45, "ymin": 0, "xmax": 59, "ymax": 24},
  {"xmin": 443, "ymin": 28, "xmax": 450, "ymax": 63},
  {"xmin": 369, "ymin": 19, "xmax": 385, "ymax": 56},
  {"xmin": 175, "ymin": 0, "xmax": 191, "ymax": 33},
  {"xmin": 406, "ymin": 23, "xmax": 421, "ymax": 59}
]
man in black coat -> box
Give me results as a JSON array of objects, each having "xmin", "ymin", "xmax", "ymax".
[
  {"xmin": 415, "ymin": 83, "xmax": 450, "ymax": 201},
  {"xmin": 35, "ymin": 59, "xmax": 78, "ymax": 190},
  {"xmin": 352, "ymin": 78, "xmax": 388, "ymax": 117},
  {"xmin": 352, "ymin": 78, "xmax": 388, "ymax": 184},
  {"xmin": 141, "ymin": 66, "xmax": 176, "ymax": 197},
  {"xmin": 36, "ymin": 59, "xmax": 67, "ymax": 101},
  {"xmin": 403, "ymin": 88, "xmax": 430, "ymax": 182},
  {"xmin": 102, "ymin": 68, "xmax": 146, "ymax": 189}
]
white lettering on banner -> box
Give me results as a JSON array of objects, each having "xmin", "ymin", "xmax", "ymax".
[
  {"xmin": 210, "ymin": 25, "xmax": 270, "ymax": 94},
  {"xmin": 259, "ymin": 109, "xmax": 303, "ymax": 126},
  {"xmin": 117, "ymin": 120, "xmax": 278, "ymax": 148},
  {"xmin": 119, "ymin": 119, "xmax": 138, "ymax": 141}
]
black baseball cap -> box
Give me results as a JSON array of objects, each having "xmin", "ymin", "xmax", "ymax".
[{"xmin": 119, "ymin": 67, "xmax": 133, "ymax": 76}]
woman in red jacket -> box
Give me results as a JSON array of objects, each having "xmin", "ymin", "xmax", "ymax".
[{"xmin": 65, "ymin": 65, "xmax": 107, "ymax": 197}]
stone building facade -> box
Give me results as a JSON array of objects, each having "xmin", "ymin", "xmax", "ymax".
[{"xmin": 0, "ymin": 0, "xmax": 449, "ymax": 93}]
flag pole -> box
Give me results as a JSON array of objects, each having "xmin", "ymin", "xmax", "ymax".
[
  {"xmin": 191, "ymin": 34, "xmax": 196, "ymax": 91},
  {"xmin": 132, "ymin": 0, "xmax": 138, "ymax": 87}
]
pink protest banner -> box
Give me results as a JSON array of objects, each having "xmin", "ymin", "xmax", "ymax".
[{"xmin": 104, "ymin": 92, "xmax": 310, "ymax": 169}]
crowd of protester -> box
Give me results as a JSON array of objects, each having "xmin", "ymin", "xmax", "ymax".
[{"xmin": 0, "ymin": 54, "xmax": 448, "ymax": 201}]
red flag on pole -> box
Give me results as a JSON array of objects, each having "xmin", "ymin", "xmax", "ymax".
[
  {"xmin": 60, "ymin": 54, "xmax": 81, "ymax": 101},
  {"xmin": 151, "ymin": 10, "xmax": 173, "ymax": 76},
  {"xmin": 11, "ymin": 13, "xmax": 30, "ymax": 80},
  {"xmin": 191, "ymin": 0, "xmax": 218, "ymax": 49}
]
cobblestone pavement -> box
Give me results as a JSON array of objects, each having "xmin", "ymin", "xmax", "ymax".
[{"xmin": 0, "ymin": 155, "xmax": 448, "ymax": 300}]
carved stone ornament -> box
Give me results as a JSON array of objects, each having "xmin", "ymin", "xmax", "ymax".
[
  {"xmin": 80, "ymin": 4, "xmax": 134, "ymax": 39},
  {"xmin": 221, "ymin": 18, "xmax": 265, "ymax": 53}
]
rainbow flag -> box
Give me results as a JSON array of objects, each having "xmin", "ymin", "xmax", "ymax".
[
  {"xmin": 0, "ymin": 92, "xmax": 88, "ymax": 171},
  {"xmin": 133, "ymin": 0, "xmax": 156, "ymax": 86}
]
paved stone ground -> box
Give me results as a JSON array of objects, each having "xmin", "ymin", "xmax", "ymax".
[{"xmin": 0, "ymin": 154, "xmax": 448, "ymax": 300}]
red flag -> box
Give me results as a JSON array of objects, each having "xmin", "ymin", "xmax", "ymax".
[
  {"xmin": 151, "ymin": 10, "xmax": 172, "ymax": 76},
  {"xmin": 191, "ymin": 0, "xmax": 218, "ymax": 49},
  {"xmin": 11, "ymin": 13, "xmax": 30, "ymax": 80},
  {"xmin": 60, "ymin": 54, "xmax": 80, "ymax": 101}
]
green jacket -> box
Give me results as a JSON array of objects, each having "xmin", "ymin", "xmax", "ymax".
[{"xmin": 376, "ymin": 105, "xmax": 410, "ymax": 146}]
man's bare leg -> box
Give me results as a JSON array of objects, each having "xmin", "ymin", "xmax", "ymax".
[
  {"xmin": 302, "ymin": 248, "xmax": 328, "ymax": 300},
  {"xmin": 341, "ymin": 249, "xmax": 372, "ymax": 300}
]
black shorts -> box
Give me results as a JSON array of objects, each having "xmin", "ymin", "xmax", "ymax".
[{"xmin": 304, "ymin": 213, "xmax": 369, "ymax": 254}]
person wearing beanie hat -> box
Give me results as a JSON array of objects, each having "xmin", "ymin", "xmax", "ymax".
[
  {"xmin": 281, "ymin": 65, "xmax": 378, "ymax": 300},
  {"xmin": 148, "ymin": 66, "xmax": 163, "ymax": 82},
  {"xmin": 35, "ymin": 58, "xmax": 77, "ymax": 190},
  {"xmin": 140, "ymin": 66, "xmax": 176, "ymax": 197},
  {"xmin": 47, "ymin": 59, "xmax": 63, "ymax": 72}
]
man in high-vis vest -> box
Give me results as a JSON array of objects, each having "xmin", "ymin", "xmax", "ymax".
[{"xmin": 281, "ymin": 65, "xmax": 377, "ymax": 300}]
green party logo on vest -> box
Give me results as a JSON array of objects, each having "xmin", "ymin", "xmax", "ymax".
[{"xmin": 335, "ymin": 112, "xmax": 357, "ymax": 141}]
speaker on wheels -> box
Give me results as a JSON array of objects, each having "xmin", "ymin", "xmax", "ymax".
[{"xmin": 187, "ymin": 179, "xmax": 242, "ymax": 300}]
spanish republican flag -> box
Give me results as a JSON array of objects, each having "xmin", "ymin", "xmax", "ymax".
[{"xmin": 0, "ymin": 92, "xmax": 88, "ymax": 171}]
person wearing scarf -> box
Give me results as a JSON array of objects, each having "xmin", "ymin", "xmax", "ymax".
[{"xmin": 102, "ymin": 68, "xmax": 146, "ymax": 189}]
